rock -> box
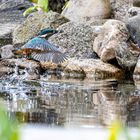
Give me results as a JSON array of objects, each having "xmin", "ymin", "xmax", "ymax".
[
  {"xmin": 48, "ymin": 22, "xmax": 100, "ymax": 58},
  {"xmin": 89, "ymin": 19, "xmax": 108, "ymax": 26},
  {"xmin": 40, "ymin": 62, "xmax": 58, "ymax": 70},
  {"xmin": 134, "ymin": 56, "xmax": 140, "ymax": 76},
  {"xmin": 128, "ymin": 7, "xmax": 140, "ymax": 17},
  {"xmin": 110, "ymin": 0, "xmax": 133, "ymax": 21},
  {"xmin": 133, "ymin": 0, "xmax": 140, "ymax": 7},
  {"xmin": 93, "ymin": 20, "xmax": 129, "ymax": 61},
  {"xmin": 0, "ymin": 0, "xmax": 31, "ymax": 11},
  {"xmin": 48, "ymin": 0, "xmax": 67, "ymax": 13},
  {"xmin": 40, "ymin": 10, "xmax": 69, "ymax": 29},
  {"xmin": 62, "ymin": 0, "xmax": 111, "ymax": 23},
  {"xmin": 40, "ymin": 58, "xmax": 123, "ymax": 79},
  {"xmin": 0, "ymin": 61, "xmax": 13, "ymax": 77},
  {"xmin": 1, "ymin": 59, "xmax": 41, "ymax": 80},
  {"xmin": 61, "ymin": 58, "xmax": 124, "ymax": 79},
  {"xmin": 0, "ymin": 44, "xmax": 14, "ymax": 59},
  {"xmin": 13, "ymin": 11, "xmax": 69, "ymax": 45},
  {"xmin": 0, "ymin": 1, "xmax": 31, "ymax": 39},
  {"xmin": 126, "ymin": 15, "xmax": 140, "ymax": 47},
  {"xmin": 93, "ymin": 19, "xmax": 139, "ymax": 75}
]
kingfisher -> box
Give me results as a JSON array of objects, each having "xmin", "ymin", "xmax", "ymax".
[{"xmin": 16, "ymin": 28, "xmax": 67, "ymax": 64}]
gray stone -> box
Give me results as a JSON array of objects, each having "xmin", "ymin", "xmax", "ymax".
[
  {"xmin": 93, "ymin": 19, "xmax": 139, "ymax": 73},
  {"xmin": 126, "ymin": 15, "xmax": 140, "ymax": 47},
  {"xmin": 128, "ymin": 7, "xmax": 140, "ymax": 17},
  {"xmin": 62, "ymin": 0, "xmax": 111, "ymax": 23},
  {"xmin": 13, "ymin": 11, "xmax": 69, "ymax": 45},
  {"xmin": 48, "ymin": 22, "xmax": 98, "ymax": 58},
  {"xmin": 0, "ymin": 0, "xmax": 32, "ymax": 39},
  {"xmin": 0, "ymin": 44, "xmax": 14, "ymax": 59},
  {"xmin": 110, "ymin": 0, "xmax": 133, "ymax": 21}
]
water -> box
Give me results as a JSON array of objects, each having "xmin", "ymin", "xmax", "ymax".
[{"xmin": 0, "ymin": 76, "xmax": 140, "ymax": 128}]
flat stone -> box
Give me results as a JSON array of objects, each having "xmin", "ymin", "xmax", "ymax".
[
  {"xmin": 40, "ymin": 58, "xmax": 123, "ymax": 79},
  {"xmin": 62, "ymin": 58, "xmax": 124, "ymax": 79}
]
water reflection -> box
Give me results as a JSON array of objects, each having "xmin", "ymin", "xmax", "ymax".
[{"xmin": 0, "ymin": 78, "xmax": 140, "ymax": 128}]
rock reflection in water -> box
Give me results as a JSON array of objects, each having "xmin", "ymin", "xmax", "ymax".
[{"xmin": 0, "ymin": 79, "xmax": 140, "ymax": 128}]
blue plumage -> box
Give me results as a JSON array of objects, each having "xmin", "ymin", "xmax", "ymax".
[
  {"xmin": 22, "ymin": 37, "xmax": 60, "ymax": 52},
  {"xmin": 18, "ymin": 28, "xmax": 67, "ymax": 64}
]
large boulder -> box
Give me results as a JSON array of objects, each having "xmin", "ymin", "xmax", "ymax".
[
  {"xmin": 93, "ymin": 20, "xmax": 139, "ymax": 74},
  {"xmin": 13, "ymin": 11, "xmax": 69, "ymax": 45},
  {"xmin": 0, "ymin": 0, "xmax": 31, "ymax": 39},
  {"xmin": 48, "ymin": 22, "xmax": 101, "ymax": 58},
  {"xmin": 62, "ymin": 0, "xmax": 111, "ymax": 23}
]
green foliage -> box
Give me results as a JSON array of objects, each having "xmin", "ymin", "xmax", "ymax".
[
  {"xmin": 38, "ymin": 0, "xmax": 49, "ymax": 12},
  {"xmin": 23, "ymin": 0, "xmax": 49, "ymax": 16},
  {"xmin": 108, "ymin": 121, "xmax": 122, "ymax": 140},
  {"xmin": 108, "ymin": 121, "xmax": 140, "ymax": 140},
  {"xmin": 62, "ymin": 0, "xmax": 69, "ymax": 10},
  {"xmin": 0, "ymin": 107, "xmax": 19, "ymax": 140},
  {"xmin": 23, "ymin": 6, "xmax": 37, "ymax": 17}
]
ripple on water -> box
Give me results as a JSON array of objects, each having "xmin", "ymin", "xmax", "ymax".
[{"xmin": 0, "ymin": 77, "xmax": 140, "ymax": 128}]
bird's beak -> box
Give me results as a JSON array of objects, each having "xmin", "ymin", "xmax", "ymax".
[{"xmin": 40, "ymin": 34, "xmax": 48, "ymax": 38}]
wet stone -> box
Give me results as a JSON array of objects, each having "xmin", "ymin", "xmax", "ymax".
[{"xmin": 0, "ymin": 59, "xmax": 41, "ymax": 80}]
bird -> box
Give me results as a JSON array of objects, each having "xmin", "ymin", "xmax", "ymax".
[{"xmin": 15, "ymin": 28, "xmax": 67, "ymax": 64}]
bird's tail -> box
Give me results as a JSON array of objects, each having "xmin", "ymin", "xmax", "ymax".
[{"xmin": 31, "ymin": 52, "xmax": 68, "ymax": 64}]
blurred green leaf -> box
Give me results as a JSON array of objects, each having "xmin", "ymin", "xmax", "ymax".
[
  {"xmin": 0, "ymin": 107, "xmax": 19, "ymax": 140},
  {"xmin": 23, "ymin": 6, "xmax": 37, "ymax": 16},
  {"xmin": 23, "ymin": 0, "xmax": 49, "ymax": 16},
  {"xmin": 108, "ymin": 121, "xmax": 122, "ymax": 140},
  {"xmin": 37, "ymin": 0, "xmax": 49, "ymax": 12},
  {"xmin": 62, "ymin": 0, "xmax": 69, "ymax": 10}
]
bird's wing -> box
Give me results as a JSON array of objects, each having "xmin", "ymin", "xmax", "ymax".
[
  {"xmin": 22, "ymin": 37, "xmax": 61, "ymax": 52},
  {"xmin": 31, "ymin": 51, "xmax": 67, "ymax": 64}
]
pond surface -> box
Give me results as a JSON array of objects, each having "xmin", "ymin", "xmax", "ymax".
[{"xmin": 0, "ymin": 76, "xmax": 140, "ymax": 128}]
